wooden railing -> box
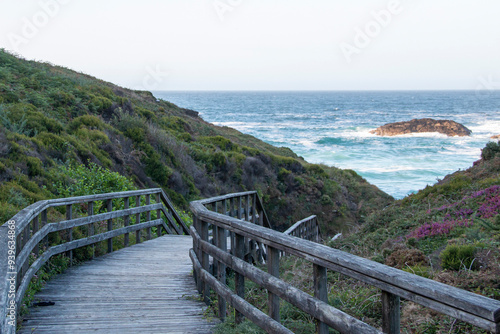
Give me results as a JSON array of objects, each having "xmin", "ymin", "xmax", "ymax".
[
  {"xmin": 190, "ymin": 192, "xmax": 500, "ymax": 334},
  {"xmin": 0, "ymin": 188, "xmax": 188, "ymax": 333},
  {"xmin": 284, "ymin": 215, "xmax": 320, "ymax": 242}
]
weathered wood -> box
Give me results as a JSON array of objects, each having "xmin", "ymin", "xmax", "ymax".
[
  {"xmin": 284, "ymin": 215, "xmax": 319, "ymax": 243},
  {"xmin": 190, "ymin": 197, "xmax": 500, "ymax": 333},
  {"xmin": 160, "ymin": 207, "xmax": 182, "ymax": 235},
  {"xmin": 41, "ymin": 209, "xmax": 48, "ymax": 250},
  {"xmin": 234, "ymin": 232, "xmax": 245, "ymax": 324},
  {"xmin": 66, "ymin": 204, "xmax": 73, "ymax": 265},
  {"xmin": 135, "ymin": 196, "xmax": 141, "ymax": 244},
  {"xmin": 217, "ymin": 226, "xmax": 227, "ymax": 320},
  {"xmin": 382, "ymin": 291, "xmax": 400, "ymax": 334},
  {"xmin": 16, "ymin": 203, "xmax": 164, "ymax": 271},
  {"xmin": 19, "ymin": 236, "xmax": 216, "ymax": 334},
  {"xmin": 190, "ymin": 249, "xmax": 293, "ymax": 334},
  {"xmin": 158, "ymin": 189, "xmax": 190, "ymax": 235},
  {"xmin": 14, "ymin": 189, "xmax": 162, "ymax": 233},
  {"xmin": 268, "ymin": 246, "xmax": 280, "ymax": 322},
  {"xmin": 33, "ymin": 215, "xmax": 39, "ymax": 256},
  {"xmin": 200, "ymin": 220, "xmax": 210, "ymax": 304},
  {"xmin": 146, "ymin": 194, "xmax": 151, "ymax": 241},
  {"xmin": 314, "ymin": 264, "xmax": 329, "ymax": 334},
  {"xmin": 124, "ymin": 197, "xmax": 130, "ymax": 247},
  {"xmin": 88, "ymin": 201, "xmax": 95, "ymax": 259},
  {"xmin": 192, "ymin": 230, "xmax": 383, "ymax": 334},
  {"xmin": 15, "ymin": 219, "xmax": 165, "ymax": 308},
  {"xmin": 1, "ymin": 188, "xmax": 187, "ymax": 333},
  {"xmin": 156, "ymin": 193, "xmax": 162, "ymax": 237},
  {"xmin": 107, "ymin": 199, "xmax": 113, "ymax": 253}
]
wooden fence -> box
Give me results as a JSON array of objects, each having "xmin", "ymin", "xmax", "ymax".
[
  {"xmin": 190, "ymin": 191, "xmax": 500, "ymax": 334},
  {"xmin": 284, "ymin": 215, "xmax": 320, "ymax": 242},
  {"xmin": 0, "ymin": 188, "xmax": 188, "ymax": 333}
]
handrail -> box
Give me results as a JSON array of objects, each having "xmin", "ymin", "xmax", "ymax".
[
  {"xmin": 190, "ymin": 192, "xmax": 500, "ymax": 334},
  {"xmin": 284, "ymin": 215, "xmax": 320, "ymax": 242},
  {"xmin": 0, "ymin": 188, "xmax": 187, "ymax": 333}
]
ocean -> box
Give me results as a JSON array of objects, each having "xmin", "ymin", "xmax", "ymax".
[{"xmin": 153, "ymin": 91, "xmax": 500, "ymax": 199}]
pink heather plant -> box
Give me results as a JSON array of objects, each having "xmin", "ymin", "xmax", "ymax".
[
  {"xmin": 407, "ymin": 219, "xmax": 472, "ymax": 240},
  {"xmin": 409, "ymin": 185, "xmax": 500, "ymax": 240}
]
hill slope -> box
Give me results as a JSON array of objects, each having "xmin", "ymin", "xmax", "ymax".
[
  {"xmin": 329, "ymin": 141, "xmax": 500, "ymax": 332},
  {"xmin": 0, "ymin": 50, "xmax": 392, "ymax": 233}
]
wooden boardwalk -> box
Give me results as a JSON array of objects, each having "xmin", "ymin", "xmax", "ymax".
[{"xmin": 18, "ymin": 235, "xmax": 217, "ymax": 334}]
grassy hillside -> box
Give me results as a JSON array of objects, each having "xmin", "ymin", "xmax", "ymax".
[
  {"xmin": 0, "ymin": 49, "xmax": 392, "ymax": 234},
  {"xmin": 327, "ymin": 141, "xmax": 500, "ymax": 333},
  {"xmin": 213, "ymin": 143, "xmax": 500, "ymax": 334}
]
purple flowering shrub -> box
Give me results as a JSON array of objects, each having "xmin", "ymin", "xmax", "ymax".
[{"xmin": 408, "ymin": 185, "xmax": 500, "ymax": 240}]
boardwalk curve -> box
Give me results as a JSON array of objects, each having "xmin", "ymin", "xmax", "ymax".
[{"xmin": 19, "ymin": 236, "xmax": 216, "ymax": 334}]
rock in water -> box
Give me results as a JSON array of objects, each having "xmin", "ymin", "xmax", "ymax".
[
  {"xmin": 370, "ymin": 118, "xmax": 472, "ymax": 137},
  {"xmin": 491, "ymin": 134, "xmax": 500, "ymax": 140}
]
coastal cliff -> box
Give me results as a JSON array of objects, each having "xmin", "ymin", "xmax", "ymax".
[{"xmin": 0, "ymin": 50, "xmax": 392, "ymax": 235}]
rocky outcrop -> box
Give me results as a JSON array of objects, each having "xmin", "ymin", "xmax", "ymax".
[
  {"xmin": 491, "ymin": 134, "xmax": 500, "ymax": 140},
  {"xmin": 370, "ymin": 118, "xmax": 471, "ymax": 137}
]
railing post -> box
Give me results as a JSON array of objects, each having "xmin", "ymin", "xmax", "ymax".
[
  {"xmin": 33, "ymin": 215, "xmax": 39, "ymax": 256},
  {"xmin": 21, "ymin": 224, "xmax": 29, "ymax": 284},
  {"xmin": 124, "ymin": 197, "xmax": 129, "ymax": 247},
  {"xmin": 136, "ymin": 196, "xmax": 141, "ymax": 244},
  {"xmin": 193, "ymin": 216, "xmax": 203, "ymax": 295},
  {"xmin": 107, "ymin": 199, "xmax": 113, "ymax": 253},
  {"xmin": 234, "ymin": 233, "xmax": 245, "ymax": 324},
  {"xmin": 245, "ymin": 194, "xmax": 250, "ymax": 221},
  {"xmin": 41, "ymin": 209, "xmax": 48, "ymax": 250},
  {"xmin": 382, "ymin": 290, "xmax": 400, "ymax": 334},
  {"xmin": 237, "ymin": 196, "xmax": 242, "ymax": 220},
  {"xmin": 88, "ymin": 201, "xmax": 95, "ymax": 259},
  {"xmin": 314, "ymin": 264, "xmax": 328, "ymax": 334},
  {"xmin": 66, "ymin": 204, "xmax": 73, "ymax": 265},
  {"xmin": 267, "ymin": 246, "xmax": 280, "ymax": 322},
  {"xmin": 251, "ymin": 193, "xmax": 257, "ymax": 224},
  {"xmin": 200, "ymin": 219, "xmax": 210, "ymax": 304},
  {"xmin": 217, "ymin": 226, "xmax": 227, "ymax": 320},
  {"xmin": 156, "ymin": 193, "xmax": 162, "ymax": 237},
  {"xmin": 146, "ymin": 194, "xmax": 152, "ymax": 240}
]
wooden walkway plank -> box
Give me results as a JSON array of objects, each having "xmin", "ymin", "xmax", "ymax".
[{"xmin": 18, "ymin": 236, "xmax": 217, "ymax": 334}]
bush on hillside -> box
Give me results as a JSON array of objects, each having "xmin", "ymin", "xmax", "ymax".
[
  {"xmin": 440, "ymin": 244, "xmax": 480, "ymax": 271},
  {"xmin": 481, "ymin": 141, "xmax": 500, "ymax": 161}
]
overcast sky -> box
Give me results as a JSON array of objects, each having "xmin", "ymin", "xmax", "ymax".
[{"xmin": 1, "ymin": 0, "xmax": 499, "ymax": 91}]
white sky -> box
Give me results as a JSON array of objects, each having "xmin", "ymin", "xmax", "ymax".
[{"xmin": 1, "ymin": 0, "xmax": 499, "ymax": 91}]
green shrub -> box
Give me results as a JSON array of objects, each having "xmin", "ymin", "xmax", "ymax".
[
  {"xmin": 26, "ymin": 156, "xmax": 43, "ymax": 176},
  {"xmin": 89, "ymin": 95, "xmax": 112, "ymax": 112},
  {"xmin": 402, "ymin": 264, "xmax": 433, "ymax": 278},
  {"xmin": 440, "ymin": 244, "xmax": 479, "ymax": 271},
  {"xmin": 68, "ymin": 115, "xmax": 105, "ymax": 132},
  {"xmin": 25, "ymin": 111, "xmax": 63, "ymax": 134},
  {"xmin": 306, "ymin": 164, "xmax": 328, "ymax": 178},
  {"xmin": 36, "ymin": 132, "xmax": 67, "ymax": 151},
  {"xmin": 481, "ymin": 141, "xmax": 500, "ymax": 161},
  {"xmin": 161, "ymin": 116, "xmax": 189, "ymax": 133},
  {"xmin": 199, "ymin": 136, "xmax": 236, "ymax": 151},
  {"xmin": 278, "ymin": 167, "xmax": 291, "ymax": 181},
  {"xmin": 136, "ymin": 106, "xmax": 155, "ymax": 119},
  {"xmin": 0, "ymin": 104, "xmax": 31, "ymax": 135},
  {"xmin": 54, "ymin": 162, "xmax": 136, "ymax": 198},
  {"xmin": 320, "ymin": 194, "xmax": 333, "ymax": 205}
]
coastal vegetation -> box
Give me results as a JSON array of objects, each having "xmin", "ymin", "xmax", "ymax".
[
  {"xmin": 2, "ymin": 49, "xmax": 499, "ymax": 333},
  {"xmin": 213, "ymin": 141, "xmax": 500, "ymax": 333},
  {"xmin": 0, "ymin": 49, "xmax": 391, "ymax": 236}
]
